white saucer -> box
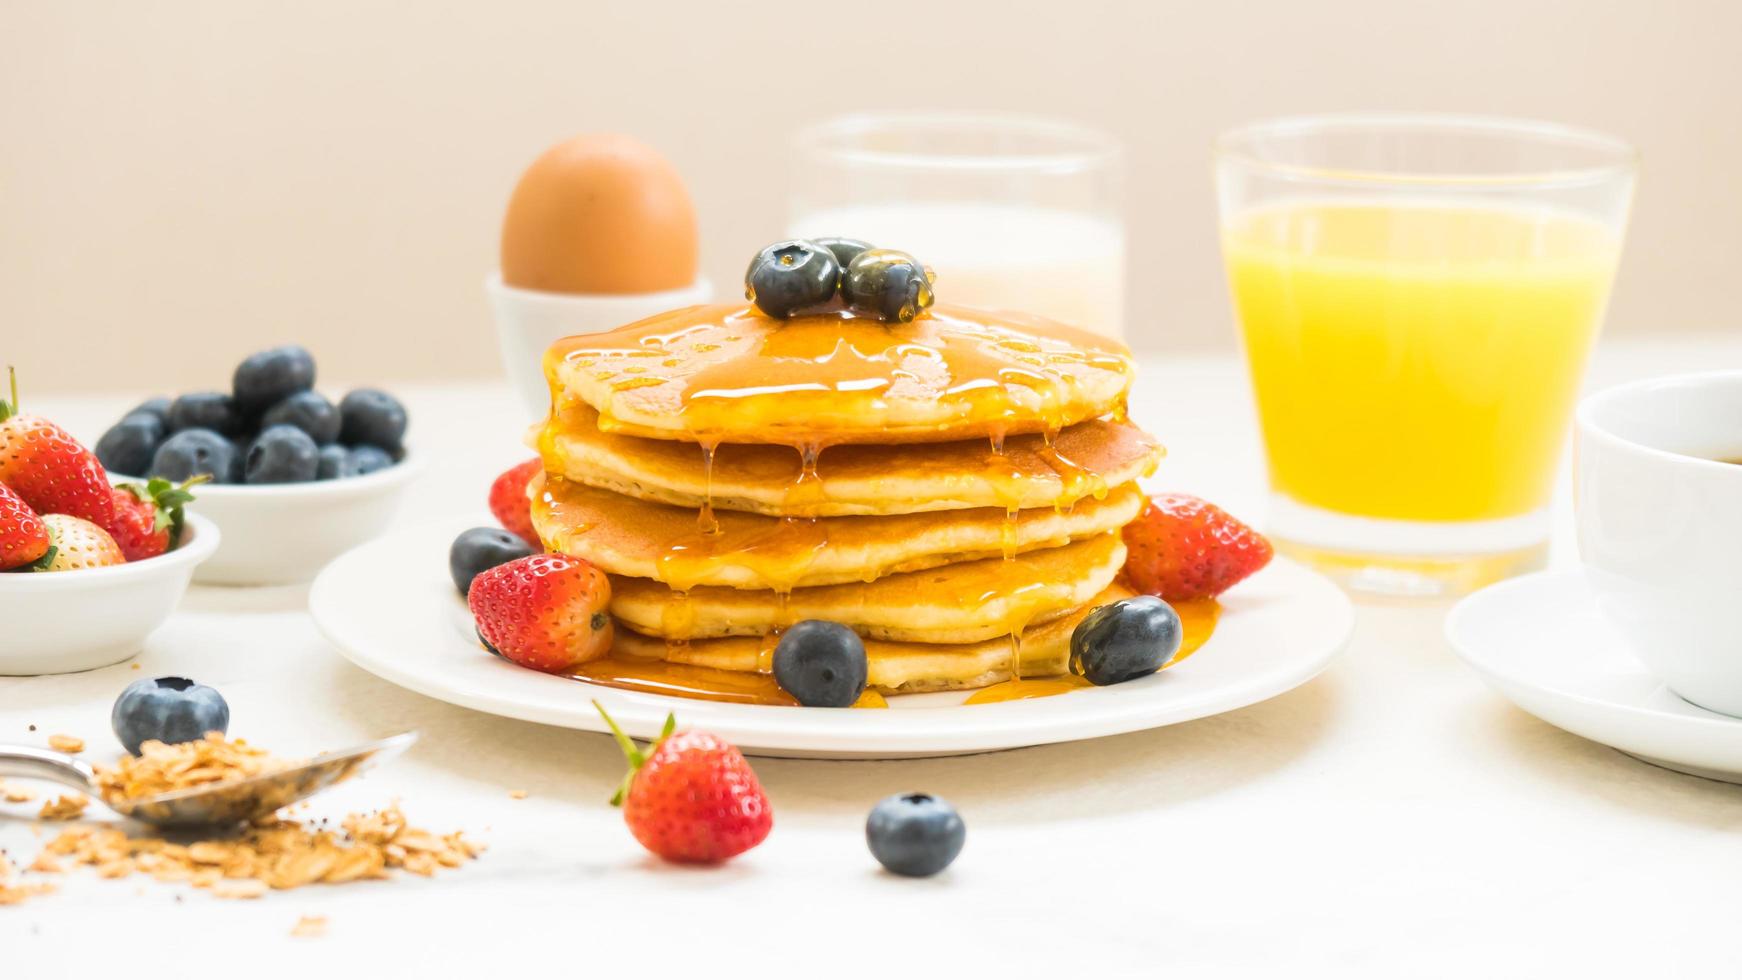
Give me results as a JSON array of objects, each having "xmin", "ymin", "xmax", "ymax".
[
  {"xmin": 1447, "ymin": 569, "xmax": 1742, "ymax": 783},
  {"xmin": 309, "ymin": 519, "xmax": 1353, "ymax": 759}
]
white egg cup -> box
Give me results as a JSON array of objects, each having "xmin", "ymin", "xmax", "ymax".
[
  {"xmin": 0, "ymin": 512, "xmax": 219, "ymax": 675},
  {"xmin": 485, "ymin": 272, "xmax": 713, "ymax": 419}
]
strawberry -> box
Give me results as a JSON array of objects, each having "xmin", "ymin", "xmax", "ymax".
[
  {"xmin": 489, "ymin": 458, "xmax": 543, "ymax": 548},
  {"xmin": 0, "ymin": 483, "xmax": 51, "ymax": 570},
  {"xmin": 107, "ymin": 477, "xmax": 204, "ymax": 562},
  {"xmin": 0, "ymin": 368, "xmax": 115, "ymax": 531},
  {"xmin": 1121, "ymin": 493, "xmax": 1274, "ymax": 601},
  {"xmin": 467, "ymin": 553, "xmax": 613, "ymax": 671},
  {"xmin": 36, "ymin": 514, "xmax": 124, "ymax": 571},
  {"xmin": 595, "ymin": 704, "xmax": 772, "ymax": 864}
]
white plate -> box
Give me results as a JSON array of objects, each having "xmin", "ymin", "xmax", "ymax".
[
  {"xmin": 1447, "ymin": 569, "xmax": 1742, "ymax": 783},
  {"xmin": 310, "ymin": 520, "xmax": 1353, "ymax": 758}
]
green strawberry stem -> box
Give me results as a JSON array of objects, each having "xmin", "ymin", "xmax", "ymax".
[
  {"xmin": 120, "ymin": 474, "xmax": 207, "ymax": 549},
  {"xmin": 25, "ymin": 544, "xmax": 57, "ymax": 572},
  {"xmin": 592, "ymin": 701, "xmax": 676, "ymax": 807},
  {"xmin": 0, "ymin": 366, "xmax": 17, "ymax": 422}
]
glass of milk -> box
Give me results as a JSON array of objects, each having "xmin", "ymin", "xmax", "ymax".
[{"xmin": 788, "ymin": 114, "xmax": 1125, "ymax": 340}]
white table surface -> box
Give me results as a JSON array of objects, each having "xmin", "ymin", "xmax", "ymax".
[{"xmin": 5, "ymin": 336, "xmax": 1741, "ymax": 978}]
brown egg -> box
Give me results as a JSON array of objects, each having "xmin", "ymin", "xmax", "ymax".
[{"xmin": 500, "ymin": 134, "xmax": 698, "ymax": 295}]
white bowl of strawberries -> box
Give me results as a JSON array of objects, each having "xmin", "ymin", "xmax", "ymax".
[{"xmin": 0, "ymin": 378, "xmax": 220, "ymax": 674}]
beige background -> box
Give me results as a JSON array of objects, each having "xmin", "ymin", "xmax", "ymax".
[{"xmin": 3, "ymin": 0, "xmax": 1738, "ymax": 395}]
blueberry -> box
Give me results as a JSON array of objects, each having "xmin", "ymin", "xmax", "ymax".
[
  {"xmin": 260, "ymin": 390, "xmax": 341, "ymax": 445},
  {"xmin": 242, "ymin": 425, "xmax": 319, "ymax": 483},
  {"xmin": 151, "ymin": 428, "xmax": 242, "ymax": 483},
  {"xmin": 233, "ymin": 345, "xmax": 316, "ymax": 417},
  {"xmin": 866, "ymin": 793, "xmax": 965, "ymax": 877},
  {"xmin": 345, "ymin": 444, "xmax": 395, "ymax": 476},
  {"xmin": 111, "ymin": 676, "xmax": 230, "ymax": 756},
  {"xmin": 128, "ymin": 397, "xmax": 172, "ymax": 426},
  {"xmin": 338, "ymin": 389, "xmax": 407, "ymax": 452},
  {"xmin": 1070, "ymin": 595, "xmax": 1183, "ymax": 686},
  {"xmin": 315, "ymin": 444, "xmax": 354, "ymax": 480},
  {"xmin": 811, "ymin": 237, "xmax": 874, "ymax": 273},
  {"xmin": 167, "ymin": 391, "xmax": 245, "ymax": 437},
  {"xmin": 843, "ymin": 249, "xmax": 935, "ymax": 323},
  {"xmin": 95, "ymin": 412, "xmax": 166, "ymax": 476},
  {"xmin": 772, "ymin": 620, "xmax": 867, "ymax": 707},
  {"xmin": 449, "ymin": 527, "xmax": 536, "ymax": 597},
  {"xmin": 745, "ymin": 240, "xmax": 841, "ymax": 318}
]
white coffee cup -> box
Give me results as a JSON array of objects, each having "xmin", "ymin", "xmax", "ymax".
[
  {"xmin": 1576, "ymin": 370, "xmax": 1742, "ymax": 716},
  {"xmin": 486, "ymin": 272, "xmax": 713, "ymax": 419}
]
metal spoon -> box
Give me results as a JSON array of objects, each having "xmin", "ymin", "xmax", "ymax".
[{"xmin": 0, "ymin": 732, "xmax": 417, "ymax": 830}]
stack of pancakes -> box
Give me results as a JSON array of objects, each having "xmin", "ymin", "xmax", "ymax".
[{"xmin": 529, "ymin": 303, "xmax": 1164, "ymax": 696}]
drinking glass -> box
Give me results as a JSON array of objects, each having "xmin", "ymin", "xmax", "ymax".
[
  {"xmin": 788, "ymin": 113, "xmax": 1125, "ymax": 339},
  {"xmin": 1215, "ymin": 114, "xmax": 1636, "ymax": 596}
]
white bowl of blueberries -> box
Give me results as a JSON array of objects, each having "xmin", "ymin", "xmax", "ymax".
[{"xmin": 95, "ymin": 346, "xmax": 421, "ymax": 586}]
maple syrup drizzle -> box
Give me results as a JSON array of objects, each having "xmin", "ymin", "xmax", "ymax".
[
  {"xmin": 654, "ymin": 514, "xmax": 829, "ymax": 595},
  {"xmin": 1000, "ymin": 507, "xmax": 1020, "ymax": 561},
  {"xmin": 532, "ymin": 475, "xmax": 589, "ymax": 549},
  {"xmin": 697, "ymin": 440, "xmax": 720, "ymax": 536},
  {"xmin": 755, "ymin": 625, "xmax": 781, "ymax": 675},
  {"xmin": 798, "ymin": 443, "xmax": 821, "ymax": 484},
  {"xmin": 1037, "ymin": 427, "xmax": 1108, "ymax": 507},
  {"xmin": 982, "ymin": 427, "xmax": 1025, "ymax": 682},
  {"xmin": 989, "ymin": 572, "xmax": 1081, "ymax": 686},
  {"xmin": 658, "ymin": 592, "xmax": 697, "ymax": 641},
  {"xmin": 648, "ymin": 442, "xmax": 839, "ymax": 625},
  {"xmin": 743, "ymin": 444, "xmax": 832, "ymax": 672}
]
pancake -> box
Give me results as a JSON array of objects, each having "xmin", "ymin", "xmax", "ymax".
[
  {"xmin": 543, "ymin": 303, "xmax": 1134, "ymax": 446},
  {"xmin": 609, "ymin": 532, "xmax": 1127, "ymax": 643},
  {"xmin": 613, "ymin": 583, "xmax": 1137, "ymax": 694},
  {"xmin": 533, "ymin": 473, "xmax": 1140, "ymax": 592},
  {"xmin": 539, "ymin": 402, "xmax": 1163, "ymax": 517}
]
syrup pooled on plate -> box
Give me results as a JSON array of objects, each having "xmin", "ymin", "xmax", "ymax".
[
  {"xmin": 564, "ymin": 655, "xmax": 887, "ymax": 708},
  {"xmin": 964, "ymin": 674, "xmax": 1094, "ymax": 704}
]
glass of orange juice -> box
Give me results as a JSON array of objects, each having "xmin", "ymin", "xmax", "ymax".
[{"xmin": 1215, "ymin": 115, "xmax": 1636, "ymax": 596}]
